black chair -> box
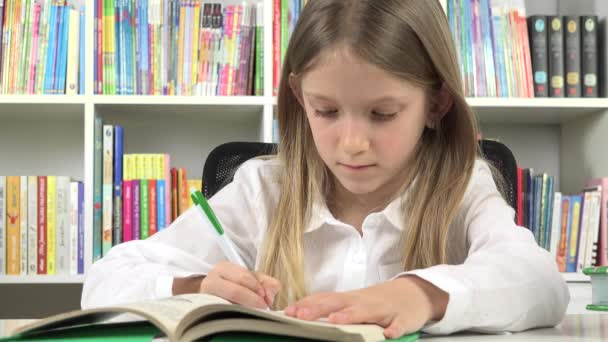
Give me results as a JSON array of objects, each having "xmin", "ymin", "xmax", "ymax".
[{"xmin": 202, "ymin": 140, "xmax": 518, "ymax": 211}]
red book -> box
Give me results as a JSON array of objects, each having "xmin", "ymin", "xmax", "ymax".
[
  {"xmin": 516, "ymin": 167, "xmax": 523, "ymax": 226},
  {"xmin": 122, "ymin": 180, "xmax": 133, "ymax": 242},
  {"xmin": 37, "ymin": 176, "xmax": 47, "ymax": 274},
  {"xmin": 148, "ymin": 179, "xmax": 157, "ymax": 236},
  {"xmin": 171, "ymin": 168, "xmax": 178, "ymax": 221},
  {"xmin": 272, "ymin": 0, "xmax": 281, "ymax": 95}
]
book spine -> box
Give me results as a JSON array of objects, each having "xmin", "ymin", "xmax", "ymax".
[
  {"xmin": 28, "ymin": 1, "xmax": 40, "ymax": 94},
  {"xmin": 55, "ymin": 176, "xmax": 70, "ymax": 275},
  {"xmin": 6, "ymin": 176, "xmax": 19, "ymax": 274},
  {"xmin": 171, "ymin": 167, "xmax": 177, "ymax": 221},
  {"xmin": 156, "ymin": 154, "xmax": 166, "ymax": 231},
  {"xmin": 254, "ymin": 2, "xmax": 263, "ymax": 96},
  {"xmin": 556, "ymin": 196, "xmax": 570, "ymax": 272},
  {"xmin": 79, "ymin": 5, "xmax": 84, "ymax": 94},
  {"xmin": 46, "ymin": 175, "xmax": 55, "ymax": 275},
  {"xmin": 178, "ymin": 168, "xmax": 188, "ymax": 215},
  {"xmin": 164, "ymin": 154, "xmax": 170, "ymax": 227},
  {"xmin": 566, "ymin": 195, "xmax": 582, "ymax": 272},
  {"xmin": 102, "ymin": 124, "xmax": 113, "ymax": 255},
  {"xmin": 564, "ymin": 16, "xmax": 581, "ymax": 97},
  {"xmin": 272, "ymin": 0, "xmax": 279, "ymax": 95},
  {"xmin": 0, "ymin": 176, "xmax": 5, "ymax": 274},
  {"xmin": 132, "ymin": 179, "xmax": 140, "ymax": 240},
  {"xmin": 549, "ymin": 192, "xmax": 562, "ymax": 258},
  {"xmin": 77, "ymin": 181, "xmax": 84, "ymax": 273},
  {"xmin": 69, "ymin": 181, "xmax": 78, "ymax": 275},
  {"xmin": 581, "ymin": 16, "xmax": 598, "ymax": 97},
  {"xmin": 548, "ymin": 16, "xmax": 564, "ymax": 97},
  {"xmin": 65, "ymin": 7, "xmax": 79, "ymax": 94},
  {"xmin": 528, "ymin": 16, "xmax": 548, "ymax": 97},
  {"xmin": 93, "ymin": 116, "xmax": 103, "ymax": 261},
  {"xmin": 27, "ymin": 175, "xmax": 37, "ymax": 274},
  {"xmin": 122, "ymin": 154, "xmax": 133, "ymax": 242},
  {"xmin": 113, "ymin": 125, "xmax": 123, "ymax": 246},
  {"xmin": 37, "ymin": 175, "xmax": 46, "ymax": 274},
  {"xmin": 0, "ymin": 1, "xmax": 5, "ymax": 89},
  {"xmin": 19, "ymin": 175, "xmax": 27, "ymax": 275},
  {"xmin": 140, "ymin": 154, "xmax": 149, "ymax": 239}
]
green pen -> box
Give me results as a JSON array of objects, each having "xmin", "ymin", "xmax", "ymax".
[{"xmin": 190, "ymin": 188, "xmax": 247, "ymax": 267}]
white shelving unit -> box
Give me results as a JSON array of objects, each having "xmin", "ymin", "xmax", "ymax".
[{"xmin": 1, "ymin": 0, "xmax": 606, "ymax": 317}]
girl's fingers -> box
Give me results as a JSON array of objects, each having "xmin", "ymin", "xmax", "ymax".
[
  {"xmin": 256, "ymin": 274, "xmax": 281, "ymax": 306},
  {"xmin": 202, "ymin": 275, "xmax": 267, "ymax": 309},
  {"xmin": 328, "ymin": 305, "xmax": 393, "ymax": 326},
  {"xmin": 383, "ymin": 315, "xmax": 417, "ymax": 340},
  {"xmin": 286, "ymin": 293, "xmax": 350, "ymax": 321},
  {"xmin": 214, "ymin": 262, "xmax": 265, "ymax": 298}
]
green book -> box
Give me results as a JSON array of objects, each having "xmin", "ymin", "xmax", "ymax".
[{"xmin": 3, "ymin": 294, "xmax": 419, "ymax": 342}]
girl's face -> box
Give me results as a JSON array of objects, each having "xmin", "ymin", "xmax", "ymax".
[{"xmin": 296, "ymin": 49, "xmax": 431, "ymax": 201}]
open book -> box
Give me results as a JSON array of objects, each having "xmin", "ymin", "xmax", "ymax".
[{"xmin": 8, "ymin": 293, "xmax": 419, "ymax": 342}]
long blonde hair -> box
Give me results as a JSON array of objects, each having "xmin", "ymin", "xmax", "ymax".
[{"xmin": 259, "ymin": 0, "xmax": 479, "ymax": 308}]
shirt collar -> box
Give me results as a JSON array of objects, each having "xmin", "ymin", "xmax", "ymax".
[{"xmin": 305, "ymin": 194, "xmax": 406, "ymax": 233}]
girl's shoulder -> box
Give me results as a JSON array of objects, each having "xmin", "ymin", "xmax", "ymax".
[{"xmin": 228, "ymin": 157, "xmax": 283, "ymax": 202}]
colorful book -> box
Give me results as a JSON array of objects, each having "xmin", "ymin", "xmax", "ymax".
[
  {"xmin": 27, "ymin": 176, "xmax": 38, "ymax": 274},
  {"xmin": 113, "ymin": 125, "xmax": 123, "ymax": 246},
  {"xmin": 37, "ymin": 175, "xmax": 47, "ymax": 274},
  {"xmin": 6, "ymin": 176, "xmax": 20, "ymax": 274},
  {"xmin": 46, "ymin": 175, "xmax": 56, "ymax": 275},
  {"xmin": 0, "ymin": 176, "xmax": 5, "ymax": 274},
  {"xmin": 93, "ymin": 117, "xmax": 103, "ymax": 261},
  {"xmin": 102, "ymin": 124, "xmax": 114, "ymax": 255}
]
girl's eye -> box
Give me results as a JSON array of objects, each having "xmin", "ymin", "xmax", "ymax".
[
  {"xmin": 371, "ymin": 111, "xmax": 397, "ymax": 121},
  {"xmin": 314, "ymin": 109, "xmax": 338, "ymax": 118}
]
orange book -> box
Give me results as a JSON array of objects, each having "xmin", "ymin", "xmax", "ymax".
[
  {"xmin": 6, "ymin": 176, "xmax": 20, "ymax": 274},
  {"xmin": 556, "ymin": 197, "xmax": 570, "ymax": 272}
]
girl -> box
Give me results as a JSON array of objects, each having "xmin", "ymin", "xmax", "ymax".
[{"xmin": 82, "ymin": 0, "xmax": 569, "ymax": 338}]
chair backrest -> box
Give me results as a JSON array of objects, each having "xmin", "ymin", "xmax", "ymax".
[{"xmin": 202, "ymin": 140, "xmax": 518, "ymax": 211}]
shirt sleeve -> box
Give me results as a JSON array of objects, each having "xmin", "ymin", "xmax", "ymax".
[
  {"xmin": 395, "ymin": 162, "xmax": 570, "ymax": 334},
  {"xmin": 81, "ymin": 159, "xmax": 271, "ymax": 309}
]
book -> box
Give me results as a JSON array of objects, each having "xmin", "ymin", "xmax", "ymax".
[
  {"xmin": 548, "ymin": 16, "xmax": 564, "ymax": 97},
  {"xmin": 528, "ymin": 16, "xmax": 548, "ymax": 97},
  {"xmin": 564, "ymin": 16, "xmax": 581, "ymax": 97},
  {"xmin": 581, "ymin": 15, "xmax": 598, "ymax": 97},
  {"xmin": 6, "ymin": 294, "xmax": 418, "ymax": 342}
]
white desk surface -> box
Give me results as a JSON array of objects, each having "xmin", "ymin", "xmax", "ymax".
[
  {"xmin": 1, "ymin": 314, "xmax": 607, "ymax": 341},
  {"xmin": 421, "ymin": 313, "xmax": 608, "ymax": 341}
]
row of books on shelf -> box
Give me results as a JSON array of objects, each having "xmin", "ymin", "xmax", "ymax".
[
  {"xmin": 93, "ymin": 118, "xmax": 201, "ymax": 264},
  {"xmin": 446, "ymin": 0, "xmax": 601, "ymax": 98},
  {"xmin": 0, "ymin": 0, "xmax": 85, "ymax": 95},
  {"xmin": 516, "ymin": 169, "xmax": 608, "ymax": 273},
  {"xmin": 95, "ymin": 0, "xmax": 264, "ymax": 96},
  {"xmin": 0, "ymin": 176, "xmax": 84, "ymax": 275}
]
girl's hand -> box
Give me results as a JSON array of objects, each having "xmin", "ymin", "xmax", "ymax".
[
  {"xmin": 199, "ymin": 261, "xmax": 281, "ymax": 309},
  {"xmin": 284, "ymin": 276, "xmax": 448, "ymax": 339}
]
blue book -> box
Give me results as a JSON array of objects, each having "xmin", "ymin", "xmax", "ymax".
[
  {"xmin": 115, "ymin": 0, "xmax": 123, "ymax": 94},
  {"xmin": 77, "ymin": 181, "xmax": 84, "ymax": 274},
  {"xmin": 141, "ymin": 0, "xmax": 149, "ymax": 95},
  {"xmin": 44, "ymin": 4, "xmax": 58, "ymax": 94},
  {"xmin": 157, "ymin": 176, "xmax": 166, "ymax": 231},
  {"xmin": 79, "ymin": 5, "xmax": 85, "ymax": 94},
  {"xmin": 57, "ymin": 6, "xmax": 69, "ymax": 94},
  {"xmin": 113, "ymin": 126, "xmax": 124, "ymax": 246},
  {"xmin": 54, "ymin": 5, "xmax": 64, "ymax": 93},
  {"xmin": 125, "ymin": 0, "xmax": 134, "ymax": 95}
]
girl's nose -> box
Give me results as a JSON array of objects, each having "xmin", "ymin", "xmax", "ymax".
[{"xmin": 339, "ymin": 117, "xmax": 370, "ymax": 155}]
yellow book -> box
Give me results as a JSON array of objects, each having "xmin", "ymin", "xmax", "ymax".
[
  {"xmin": 186, "ymin": 179, "xmax": 202, "ymax": 209},
  {"xmin": 46, "ymin": 176, "xmax": 56, "ymax": 275},
  {"xmin": 65, "ymin": 8, "xmax": 80, "ymax": 95},
  {"xmin": 6, "ymin": 176, "xmax": 20, "ymax": 275},
  {"xmin": 177, "ymin": 1, "xmax": 186, "ymax": 94},
  {"xmin": 226, "ymin": 5, "xmax": 241, "ymax": 96},
  {"xmin": 191, "ymin": 0, "xmax": 201, "ymax": 95}
]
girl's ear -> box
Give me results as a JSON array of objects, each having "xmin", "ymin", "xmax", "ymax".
[
  {"xmin": 427, "ymin": 83, "xmax": 453, "ymax": 129},
  {"xmin": 289, "ymin": 74, "xmax": 306, "ymax": 108}
]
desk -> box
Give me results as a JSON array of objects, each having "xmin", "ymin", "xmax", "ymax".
[{"xmin": 1, "ymin": 314, "xmax": 607, "ymax": 341}]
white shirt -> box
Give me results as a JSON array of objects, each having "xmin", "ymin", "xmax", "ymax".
[{"xmin": 81, "ymin": 158, "xmax": 570, "ymax": 335}]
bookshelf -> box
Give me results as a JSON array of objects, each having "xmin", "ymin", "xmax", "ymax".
[{"xmin": 0, "ymin": 0, "xmax": 606, "ymax": 317}]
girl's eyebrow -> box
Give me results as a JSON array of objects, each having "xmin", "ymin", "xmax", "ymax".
[{"xmin": 305, "ymin": 91, "xmax": 405, "ymax": 104}]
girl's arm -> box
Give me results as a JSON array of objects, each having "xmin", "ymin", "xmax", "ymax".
[
  {"xmin": 398, "ymin": 161, "xmax": 570, "ymax": 334},
  {"xmin": 81, "ymin": 159, "xmax": 272, "ymax": 308}
]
